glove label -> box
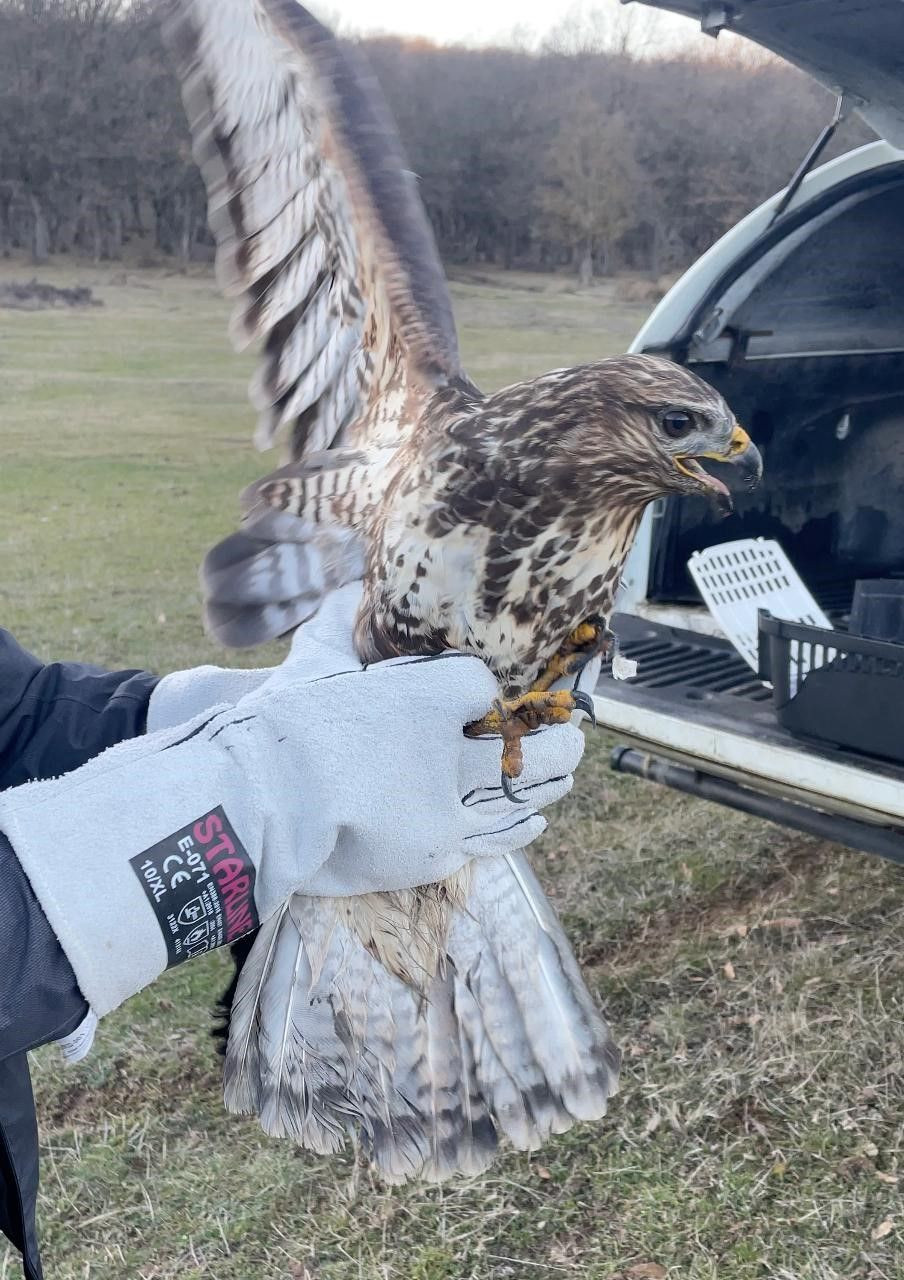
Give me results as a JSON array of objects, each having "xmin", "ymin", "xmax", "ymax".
[{"xmin": 129, "ymin": 806, "xmax": 259, "ymax": 968}]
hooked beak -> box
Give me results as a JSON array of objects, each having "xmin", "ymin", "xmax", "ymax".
[{"xmin": 675, "ymin": 424, "xmax": 763, "ymax": 514}]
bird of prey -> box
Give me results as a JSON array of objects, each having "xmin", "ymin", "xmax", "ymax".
[{"xmin": 163, "ymin": 0, "xmax": 762, "ymax": 1180}]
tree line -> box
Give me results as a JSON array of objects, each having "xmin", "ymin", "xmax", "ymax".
[{"xmin": 0, "ymin": 0, "xmax": 870, "ymax": 278}]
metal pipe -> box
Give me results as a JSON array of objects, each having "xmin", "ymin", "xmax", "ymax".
[{"xmin": 610, "ymin": 746, "xmax": 904, "ymax": 866}]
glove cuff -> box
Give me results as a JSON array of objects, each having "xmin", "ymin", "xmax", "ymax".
[
  {"xmin": 146, "ymin": 665, "xmax": 273, "ymax": 733},
  {"xmin": 0, "ymin": 708, "xmax": 259, "ymax": 1017}
]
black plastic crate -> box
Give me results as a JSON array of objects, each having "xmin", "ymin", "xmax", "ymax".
[
  {"xmin": 758, "ymin": 611, "xmax": 904, "ymax": 765},
  {"xmin": 850, "ymin": 578, "xmax": 904, "ymax": 643}
]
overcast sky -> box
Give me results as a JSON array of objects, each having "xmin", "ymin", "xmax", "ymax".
[{"xmin": 319, "ymin": 0, "xmax": 708, "ymax": 54}]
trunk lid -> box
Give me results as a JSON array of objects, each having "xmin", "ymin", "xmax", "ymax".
[{"xmin": 635, "ymin": 0, "xmax": 904, "ymax": 148}]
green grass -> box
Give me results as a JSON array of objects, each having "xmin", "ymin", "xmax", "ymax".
[{"xmin": 2, "ymin": 261, "xmax": 903, "ymax": 1280}]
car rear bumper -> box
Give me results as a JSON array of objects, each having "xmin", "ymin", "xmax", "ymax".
[{"xmin": 593, "ymin": 614, "xmax": 904, "ymax": 858}]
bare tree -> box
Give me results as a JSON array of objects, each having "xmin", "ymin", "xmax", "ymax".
[
  {"xmin": 0, "ymin": 0, "xmax": 871, "ymax": 273},
  {"xmin": 541, "ymin": 103, "xmax": 640, "ymax": 281}
]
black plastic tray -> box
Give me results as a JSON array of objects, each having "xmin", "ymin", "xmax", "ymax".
[{"xmin": 758, "ymin": 611, "xmax": 904, "ymax": 765}]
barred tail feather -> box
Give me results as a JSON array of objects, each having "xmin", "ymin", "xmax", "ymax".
[
  {"xmin": 379, "ymin": 964, "xmax": 498, "ymax": 1183},
  {"xmin": 451, "ymin": 854, "xmax": 620, "ymax": 1133},
  {"xmin": 223, "ymin": 856, "xmax": 619, "ymax": 1181}
]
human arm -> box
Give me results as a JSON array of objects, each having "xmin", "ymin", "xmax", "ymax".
[
  {"xmin": 0, "ymin": 831, "xmax": 87, "ymax": 1058},
  {"xmin": 0, "ymin": 588, "xmax": 584, "ymax": 1022},
  {"xmin": 0, "ymin": 628, "xmax": 159, "ymax": 791},
  {"xmin": 0, "ymin": 625, "xmax": 269, "ymax": 1053},
  {"xmin": 0, "ymin": 629, "xmax": 163, "ymax": 1058},
  {"xmin": 0, "ymin": 631, "xmax": 164, "ymax": 1275}
]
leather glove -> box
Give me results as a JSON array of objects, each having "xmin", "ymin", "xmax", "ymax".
[
  {"xmin": 246, "ymin": 584, "xmax": 587, "ymax": 897},
  {"xmin": 0, "ymin": 586, "xmax": 584, "ymax": 1016},
  {"xmin": 146, "ymin": 659, "xmax": 273, "ymax": 733}
]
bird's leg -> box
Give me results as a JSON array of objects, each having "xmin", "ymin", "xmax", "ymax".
[
  {"xmin": 530, "ymin": 614, "xmax": 613, "ymax": 692},
  {"xmin": 465, "ymin": 618, "xmax": 611, "ymax": 801},
  {"xmin": 465, "ymin": 691, "xmax": 581, "ymax": 801}
]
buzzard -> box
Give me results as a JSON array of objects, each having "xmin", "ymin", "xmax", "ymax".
[{"xmin": 164, "ymin": 0, "xmax": 762, "ymax": 1179}]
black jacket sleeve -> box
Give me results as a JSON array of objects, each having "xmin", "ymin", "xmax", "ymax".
[
  {"xmin": 0, "ymin": 827, "xmax": 89, "ymax": 1280},
  {"xmin": 0, "ymin": 628, "xmax": 158, "ymax": 790},
  {"xmin": 0, "ymin": 630, "xmax": 159, "ymax": 1279}
]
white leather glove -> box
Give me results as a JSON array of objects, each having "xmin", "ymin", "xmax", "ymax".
[
  {"xmin": 0, "ymin": 585, "xmax": 584, "ymax": 1016},
  {"xmin": 146, "ymin": 582, "xmax": 613, "ymax": 726},
  {"xmin": 146, "ymin": 659, "xmax": 274, "ymax": 733},
  {"xmin": 248, "ymin": 584, "xmax": 587, "ymax": 896}
]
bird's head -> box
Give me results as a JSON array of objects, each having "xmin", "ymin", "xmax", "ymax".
[{"xmin": 529, "ymin": 354, "xmax": 762, "ymax": 514}]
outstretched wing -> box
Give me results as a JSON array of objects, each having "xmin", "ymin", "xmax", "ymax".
[
  {"xmin": 164, "ymin": 0, "xmax": 462, "ymax": 462},
  {"xmin": 163, "ymin": 0, "xmax": 464, "ymax": 645}
]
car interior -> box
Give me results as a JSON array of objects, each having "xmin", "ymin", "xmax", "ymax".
[{"xmin": 646, "ymin": 166, "xmax": 904, "ymax": 625}]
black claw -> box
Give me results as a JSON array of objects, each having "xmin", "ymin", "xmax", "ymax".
[
  {"xmin": 572, "ymin": 690, "xmax": 597, "ymax": 726},
  {"xmin": 502, "ymin": 770, "xmax": 528, "ymax": 803},
  {"xmin": 571, "ymin": 663, "xmax": 591, "ymax": 692}
]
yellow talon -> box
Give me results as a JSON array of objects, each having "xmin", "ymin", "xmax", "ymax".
[
  {"xmin": 466, "ymin": 689, "xmax": 578, "ymax": 739},
  {"xmin": 465, "ymin": 688, "xmax": 595, "ymax": 798},
  {"xmin": 464, "ymin": 618, "xmax": 607, "ymax": 798},
  {"xmin": 531, "ymin": 617, "xmax": 611, "ymax": 692},
  {"xmin": 569, "ymin": 621, "xmax": 601, "ymax": 646}
]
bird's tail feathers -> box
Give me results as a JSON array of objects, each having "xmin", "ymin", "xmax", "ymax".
[
  {"xmin": 223, "ymin": 855, "xmax": 620, "ymax": 1182},
  {"xmin": 449, "ymin": 854, "xmax": 620, "ymax": 1138}
]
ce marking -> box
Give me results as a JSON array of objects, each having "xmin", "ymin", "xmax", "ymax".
[{"xmin": 163, "ymin": 854, "xmax": 191, "ymax": 889}]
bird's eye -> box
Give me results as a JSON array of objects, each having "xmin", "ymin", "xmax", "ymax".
[{"xmin": 660, "ymin": 409, "xmax": 694, "ymax": 439}]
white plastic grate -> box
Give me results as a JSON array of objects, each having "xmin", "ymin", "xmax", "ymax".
[{"xmin": 688, "ymin": 537, "xmax": 832, "ymax": 673}]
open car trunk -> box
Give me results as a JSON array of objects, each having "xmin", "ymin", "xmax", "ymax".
[
  {"xmin": 633, "ymin": 0, "xmax": 904, "ymax": 149},
  {"xmin": 590, "ymin": 4, "xmax": 904, "ymax": 858},
  {"xmin": 646, "ymin": 161, "xmax": 904, "ymax": 619}
]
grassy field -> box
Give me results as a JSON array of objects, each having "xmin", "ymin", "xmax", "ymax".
[{"xmin": 1, "ymin": 261, "xmax": 903, "ymax": 1280}]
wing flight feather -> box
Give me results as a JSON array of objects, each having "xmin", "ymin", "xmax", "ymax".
[{"xmin": 163, "ymin": 0, "xmax": 462, "ymax": 462}]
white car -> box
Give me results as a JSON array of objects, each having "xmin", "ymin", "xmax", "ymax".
[{"xmin": 594, "ymin": 0, "xmax": 904, "ymax": 864}]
